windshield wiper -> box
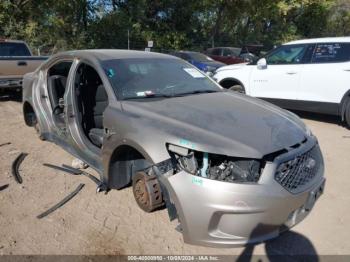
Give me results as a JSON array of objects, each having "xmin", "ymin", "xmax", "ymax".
[
  {"xmin": 123, "ymin": 90, "xmax": 219, "ymax": 100},
  {"xmin": 175, "ymin": 90, "xmax": 219, "ymax": 96},
  {"xmin": 123, "ymin": 93, "xmax": 176, "ymax": 100}
]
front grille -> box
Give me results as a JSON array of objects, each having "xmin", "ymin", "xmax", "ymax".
[{"xmin": 275, "ymin": 145, "xmax": 322, "ymax": 193}]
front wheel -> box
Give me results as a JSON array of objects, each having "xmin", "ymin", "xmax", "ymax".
[
  {"xmin": 132, "ymin": 171, "xmax": 164, "ymax": 212},
  {"xmin": 228, "ymin": 84, "xmax": 245, "ymax": 94}
]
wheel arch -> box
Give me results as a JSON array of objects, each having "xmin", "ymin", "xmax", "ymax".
[
  {"xmin": 23, "ymin": 101, "xmax": 36, "ymax": 127},
  {"xmin": 105, "ymin": 144, "xmax": 153, "ymax": 190},
  {"xmin": 219, "ymin": 77, "xmax": 245, "ymax": 91},
  {"xmin": 340, "ymin": 90, "xmax": 350, "ymax": 121}
]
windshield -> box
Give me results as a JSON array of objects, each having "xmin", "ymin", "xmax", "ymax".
[
  {"xmin": 188, "ymin": 52, "xmax": 214, "ymax": 62},
  {"xmin": 0, "ymin": 42, "xmax": 31, "ymax": 56},
  {"xmin": 102, "ymin": 58, "xmax": 221, "ymax": 100}
]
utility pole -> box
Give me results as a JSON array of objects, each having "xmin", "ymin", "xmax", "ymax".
[{"xmin": 128, "ymin": 29, "xmax": 130, "ymax": 50}]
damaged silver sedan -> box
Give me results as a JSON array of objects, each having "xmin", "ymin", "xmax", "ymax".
[{"xmin": 22, "ymin": 50, "xmax": 325, "ymax": 247}]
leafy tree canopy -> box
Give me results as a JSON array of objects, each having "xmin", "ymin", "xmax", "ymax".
[{"xmin": 0, "ymin": 0, "xmax": 348, "ymax": 54}]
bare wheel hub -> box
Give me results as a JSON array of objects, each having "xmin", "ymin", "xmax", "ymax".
[{"xmin": 132, "ymin": 171, "xmax": 164, "ymax": 212}]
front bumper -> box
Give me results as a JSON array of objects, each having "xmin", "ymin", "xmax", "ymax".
[{"xmin": 161, "ymin": 141, "xmax": 325, "ymax": 247}]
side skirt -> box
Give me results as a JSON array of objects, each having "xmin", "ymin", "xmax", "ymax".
[{"xmin": 258, "ymin": 98, "xmax": 340, "ymax": 116}]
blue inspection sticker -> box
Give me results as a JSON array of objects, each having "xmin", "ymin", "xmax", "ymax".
[
  {"xmin": 192, "ymin": 176, "xmax": 203, "ymax": 186},
  {"xmin": 179, "ymin": 139, "xmax": 196, "ymax": 149}
]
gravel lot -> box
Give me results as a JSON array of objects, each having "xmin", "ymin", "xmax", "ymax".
[{"xmin": 0, "ymin": 93, "xmax": 349, "ymax": 256}]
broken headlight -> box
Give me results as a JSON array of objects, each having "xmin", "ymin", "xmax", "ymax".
[
  {"xmin": 167, "ymin": 144, "xmax": 262, "ymax": 183},
  {"xmin": 206, "ymin": 158, "xmax": 261, "ymax": 183}
]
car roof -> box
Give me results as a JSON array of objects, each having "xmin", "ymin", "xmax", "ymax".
[
  {"xmin": 57, "ymin": 49, "xmax": 177, "ymax": 61},
  {"xmin": 207, "ymin": 47, "xmax": 241, "ymax": 50},
  {"xmin": 286, "ymin": 37, "xmax": 350, "ymax": 45},
  {"xmin": 172, "ymin": 51, "xmax": 201, "ymax": 54}
]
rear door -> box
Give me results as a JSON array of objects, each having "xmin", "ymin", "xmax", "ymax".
[
  {"xmin": 249, "ymin": 44, "xmax": 309, "ymax": 101},
  {"xmin": 299, "ymin": 42, "xmax": 350, "ymax": 114}
]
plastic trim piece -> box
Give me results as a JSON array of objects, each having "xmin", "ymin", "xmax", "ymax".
[
  {"xmin": 37, "ymin": 183, "xmax": 85, "ymax": 219},
  {"xmin": 11, "ymin": 152, "xmax": 28, "ymax": 184}
]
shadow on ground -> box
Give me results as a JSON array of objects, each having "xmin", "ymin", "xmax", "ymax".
[
  {"xmin": 237, "ymin": 230, "xmax": 318, "ymax": 262},
  {"xmin": 0, "ymin": 90, "xmax": 22, "ymax": 102}
]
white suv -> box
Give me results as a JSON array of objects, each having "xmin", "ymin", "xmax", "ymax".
[{"xmin": 213, "ymin": 37, "xmax": 350, "ymax": 126}]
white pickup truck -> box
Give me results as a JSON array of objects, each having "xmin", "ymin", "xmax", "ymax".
[
  {"xmin": 213, "ymin": 37, "xmax": 350, "ymax": 126},
  {"xmin": 0, "ymin": 39, "xmax": 47, "ymax": 91}
]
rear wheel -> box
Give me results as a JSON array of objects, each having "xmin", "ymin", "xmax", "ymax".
[{"xmin": 132, "ymin": 171, "xmax": 164, "ymax": 212}]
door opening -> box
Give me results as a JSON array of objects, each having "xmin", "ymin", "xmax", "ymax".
[
  {"xmin": 74, "ymin": 63, "xmax": 108, "ymax": 148},
  {"xmin": 47, "ymin": 61, "xmax": 73, "ymax": 117}
]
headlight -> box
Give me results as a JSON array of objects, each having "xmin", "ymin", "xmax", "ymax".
[{"xmin": 167, "ymin": 144, "xmax": 262, "ymax": 183}]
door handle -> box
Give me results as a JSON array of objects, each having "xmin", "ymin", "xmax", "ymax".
[
  {"xmin": 17, "ymin": 61, "xmax": 27, "ymax": 66},
  {"xmin": 286, "ymin": 71, "xmax": 297, "ymax": 75}
]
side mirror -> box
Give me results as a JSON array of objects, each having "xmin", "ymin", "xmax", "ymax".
[{"xmin": 257, "ymin": 58, "xmax": 267, "ymax": 70}]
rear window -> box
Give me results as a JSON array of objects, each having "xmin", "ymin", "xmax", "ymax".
[
  {"xmin": 312, "ymin": 43, "xmax": 350, "ymax": 63},
  {"xmin": 0, "ymin": 42, "xmax": 31, "ymax": 56}
]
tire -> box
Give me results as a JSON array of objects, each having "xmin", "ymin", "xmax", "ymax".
[
  {"xmin": 132, "ymin": 171, "xmax": 164, "ymax": 212},
  {"xmin": 228, "ymin": 84, "xmax": 245, "ymax": 94},
  {"xmin": 345, "ymin": 99, "xmax": 350, "ymax": 128}
]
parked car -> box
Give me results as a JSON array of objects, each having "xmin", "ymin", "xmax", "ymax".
[
  {"xmin": 213, "ymin": 37, "xmax": 350, "ymax": 127},
  {"xmin": 206, "ymin": 46, "xmax": 263, "ymax": 65},
  {"xmin": 205, "ymin": 47, "xmax": 244, "ymax": 64},
  {"xmin": 23, "ymin": 50, "xmax": 325, "ymax": 247},
  {"xmin": 0, "ymin": 39, "xmax": 47, "ymax": 91},
  {"xmin": 170, "ymin": 51, "xmax": 225, "ymax": 73}
]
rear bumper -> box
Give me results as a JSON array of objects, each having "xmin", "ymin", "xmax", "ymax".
[
  {"xmin": 161, "ymin": 141, "xmax": 325, "ymax": 247},
  {"xmin": 0, "ymin": 78, "xmax": 23, "ymax": 89}
]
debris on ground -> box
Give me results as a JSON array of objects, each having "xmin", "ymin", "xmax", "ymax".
[
  {"xmin": 11, "ymin": 153, "xmax": 28, "ymax": 184},
  {"xmin": 43, "ymin": 163, "xmax": 108, "ymax": 193},
  {"xmin": 0, "ymin": 184, "xmax": 9, "ymax": 191},
  {"xmin": 37, "ymin": 183, "xmax": 85, "ymax": 219},
  {"xmin": 0, "ymin": 142, "xmax": 11, "ymax": 147},
  {"xmin": 71, "ymin": 158, "xmax": 89, "ymax": 169}
]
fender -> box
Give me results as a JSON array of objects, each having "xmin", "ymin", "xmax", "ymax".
[{"xmin": 340, "ymin": 90, "xmax": 350, "ymax": 120}]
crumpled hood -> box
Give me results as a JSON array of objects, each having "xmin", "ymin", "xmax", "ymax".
[{"xmin": 121, "ymin": 91, "xmax": 308, "ymax": 158}]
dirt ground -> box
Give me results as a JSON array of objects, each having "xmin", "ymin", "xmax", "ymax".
[{"xmin": 0, "ymin": 93, "xmax": 350, "ymax": 257}]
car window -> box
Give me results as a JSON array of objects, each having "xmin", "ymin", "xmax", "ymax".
[
  {"xmin": 102, "ymin": 58, "xmax": 221, "ymax": 100},
  {"xmin": 211, "ymin": 48, "xmax": 221, "ymax": 56},
  {"xmin": 188, "ymin": 52, "xmax": 214, "ymax": 62},
  {"xmin": 266, "ymin": 45, "xmax": 308, "ymax": 65},
  {"xmin": 181, "ymin": 53, "xmax": 191, "ymax": 61},
  {"xmin": 312, "ymin": 43, "xmax": 350, "ymax": 63},
  {"xmin": 300, "ymin": 44, "xmax": 315, "ymax": 63},
  {"xmin": 222, "ymin": 49, "xmax": 232, "ymax": 57},
  {"xmin": 0, "ymin": 42, "xmax": 31, "ymax": 56}
]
